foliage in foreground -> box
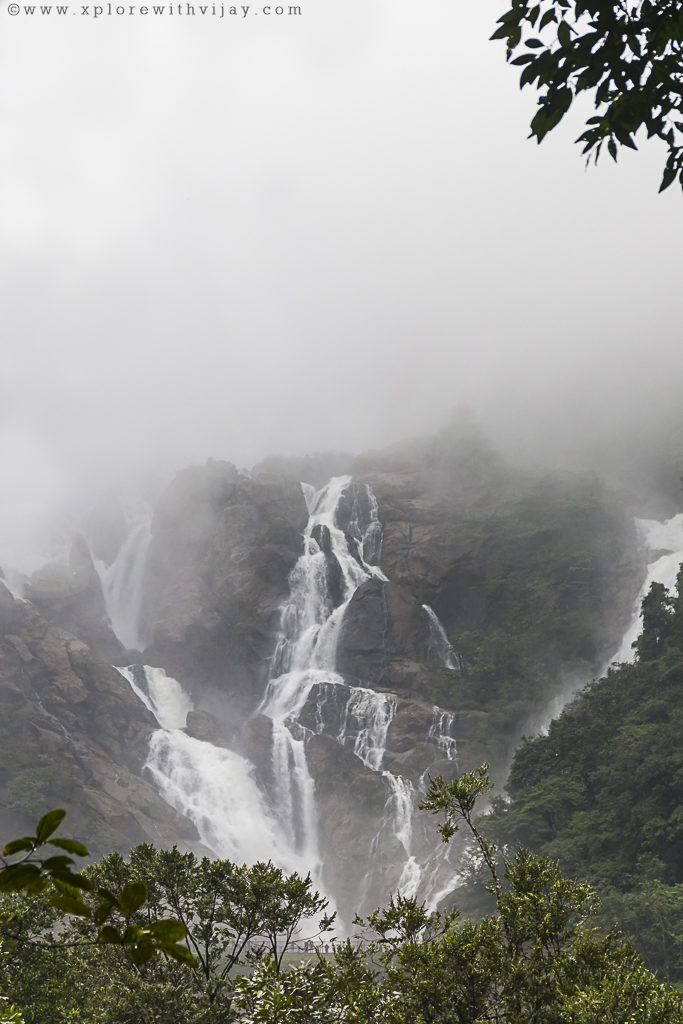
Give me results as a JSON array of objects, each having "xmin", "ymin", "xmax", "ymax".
[
  {"xmin": 490, "ymin": 0, "xmax": 683, "ymax": 191},
  {"xmin": 2, "ymin": 766, "xmax": 682, "ymax": 1023}
]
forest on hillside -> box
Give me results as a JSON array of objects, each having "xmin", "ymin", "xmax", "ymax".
[{"xmin": 483, "ymin": 572, "xmax": 683, "ymax": 984}]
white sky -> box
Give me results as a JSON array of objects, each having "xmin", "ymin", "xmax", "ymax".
[{"xmin": 1, "ymin": 0, "xmax": 682, "ymax": 566}]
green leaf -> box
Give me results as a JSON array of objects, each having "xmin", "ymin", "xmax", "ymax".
[
  {"xmin": 161, "ymin": 942, "xmax": 196, "ymax": 965},
  {"xmin": 608, "ymin": 138, "xmax": 617, "ymax": 161},
  {"xmin": 96, "ymin": 887, "xmax": 120, "ymax": 907},
  {"xmin": 2, "ymin": 837, "xmax": 35, "ymax": 856},
  {"xmin": 98, "ymin": 925, "xmax": 122, "ymax": 944},
  {"xmin": 48, "ymin": 838, "xmax": 89, "ymax": 857},
  {"xmin": 49, "ymin": 893, "xmax": 92, "ymax": 918},
  {"xmin": 129, "ymin": 942, "xmax": 157, "ymax": 965},
  {"xmin": 526, "ymin": 38, "xmax": 544, "ymax": 48},
  {"xmin": 94, "ymin": 901, "xmax": 114, "ymax": 926},
  {"xmin": 49, "ymin": 869, "xmax": 92, "ymax": 892},
  {"xmin": 557, "ymin": 21, "xmax": 571, "ymax": 47},
  {"xmin": 35, "ymin": 810, "xmax": 66, "ymax": 844},
  {"xmin": 119, "ymin": 882, "xmax": 147, "ymax": 917},
  {"xmin": 520, "ymin": 64, "xmax": 538, "ymax": 87},
  {"xmin": 0, "ymin": 864, "xmax": 42, "ymax": 892},
  {"xmin": 510, "ymin": 54, "xmax": 536, "ymax": 64},
  {"xmin": 41, "ymin": 855, "xmax": 75, "ymax": 871},
  {"xmin": 539, "ymin": 9, "xmax": 556, "ymax": 29},
  {"xmin": 149, "ymin": 919, "xmax": 188, "ymax": 942}
]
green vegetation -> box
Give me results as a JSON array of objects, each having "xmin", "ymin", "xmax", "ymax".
[
  {"xmin": 432, "ymin": 475, "xmax": 639, "ymax": 780},
  {"xmin": 2, "ymin": 767, "xmax": 682, "ymax": 1022},
  {"xmin": 487, "ymin": 569, "xmax": 683, "ymax": 982},
  {"xmin": 490, "ymin": 0, "xmax": 683, "ymax": 191}
]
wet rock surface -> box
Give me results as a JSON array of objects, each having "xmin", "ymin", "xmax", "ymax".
[{"xmin": 0, "ymin": 582, "xmax": 197, "ymax": 856}]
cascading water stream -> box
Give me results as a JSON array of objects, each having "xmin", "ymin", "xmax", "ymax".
[
  {"xmin": 92, "ymin": 515, "xmax": 152, "ymax": 650},
  {"xmin": 423, "ymin": 604, "xmax": 462, "ymax": 671},
  {"xmin": 258, "ymin": 477, "xmax": 388, "ymax": 874},
  {"xmin": 609, "ymin": 513, "xmax": 683, "ymax": 665},
  {"xmin": 118, "ymin": 665, "xmax": 310, "ymax": 871},
  {"xmin": 532, "ymin": 512, "xmax": 683, "ymax": 736},
  {"xmin": 107, "ymin": 473, "xmax": 464, "ymax": 919},
  {"xmin": 258, "ymin": 476, "xmax": 464, "ymax": 907}
]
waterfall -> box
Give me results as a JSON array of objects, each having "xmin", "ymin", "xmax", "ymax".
[
  {"xmin": 92, "ymin": 515, "xmax": 151, "ymax": 650},
  {"xmin": 118, "ymin": 665, "xmax": 310, "ymax": 872},
  {"xmin": 531, "ymin": 512, "xmax": 683, "ymax": 737},
  {"xmin": 337, "ymin": 689, "xmax": 397, "ymax": 772},
  {"xmin": 258, "ymin": 477, "xmax": 389, "ymax": 865},
  {"xmin": 609, "ymin": 514, "xmax": 683, "ymax": 665},
  {"xmin": 114, "ymin": 474, "xmax": 463, "ymax": 920},
  {"xmin": 427, "ymin": 708, "xmax": 457, "ymax": 761},
  {"xmin": 258, "ymin": 475, "xmax": 464, "ymax": 911},
  {"xmin": 423, "ymin": 604, "xmax": 461, "ymax": 671}
]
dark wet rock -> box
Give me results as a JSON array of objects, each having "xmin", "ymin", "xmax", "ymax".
[
  {"xmin": 311, "ymin": 524, "xmax": 332, "ymax": 555},
  {"xmin": 0, "ymin": 586, "xmax": 197, "ymax": 856},
  {"xmin": 305, "ymin": 732, "xmax": 387, "ymax": 912},
  {"xmin": 336, "ymin": 578, "xmax": 431, "ymax": 685}
]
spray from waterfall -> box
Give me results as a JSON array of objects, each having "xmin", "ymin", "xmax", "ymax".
[{"xmin": 110, "ymin": 474, "xmax": 464, "ymax": 919}]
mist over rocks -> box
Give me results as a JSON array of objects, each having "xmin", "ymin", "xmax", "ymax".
[
  {"xmin": 0, "ymin": 420, "xmax": 651, "ymax": 914},
  {"xmin": 25, "ymin": 535, "xmax": 124, "ymax": 662},
  {"xmin": 140, "ymin": 459, "xmax": 308, "ymax": 712}
]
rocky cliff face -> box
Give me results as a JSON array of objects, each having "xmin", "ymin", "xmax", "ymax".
[
  {"xmin": 0, "ymin": 583, "xmax": 196, "ymax": 856},
  {"xmin": 0, "ymin": 425, "xmax": 643, "ymax": 918}
]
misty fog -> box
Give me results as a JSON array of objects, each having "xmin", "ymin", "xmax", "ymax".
[{"xmin": 2, "ymin": 0, "xmax": 682, "ymax": 572}]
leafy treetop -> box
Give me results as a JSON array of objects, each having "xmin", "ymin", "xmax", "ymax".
[{"xmin": 491, "ymin": 0, "xmax": 683, "ymax": 191}]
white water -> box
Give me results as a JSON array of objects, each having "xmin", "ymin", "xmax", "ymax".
[
  {"xmin": 258, "ymin": 477, "xmax": 464, "ymax": 909},
  {"xmin": 423, "ymin": 604, "xmax": 461, "ymax": 671},
  {"xmin": 258, "ymin": 477, "xmax": 389, "ymax": 867},
  {"xmin": 118, "ymin": 664, "xmax": 310, "ymax": 871},
  {"xmin": 93, "ymin": 516, "xmax": 151, "ymax": 650},
  {"xmin": 112, "ymin": 474, "xmax": 464, "ymax": 917},
  {"xmin": 428, "ymin": 708, "xmax": 457, "ymax": 761},
  {"xmin": 531, "ymin": 511, "xmax": 683, "ymax": 737},
  {"xmin": 609, "ymin": 514, "xmax": 683, "ymax": 664},
  {"xmin": 339, "ymin": 689, "xmax": 397, "ymax": 772}
]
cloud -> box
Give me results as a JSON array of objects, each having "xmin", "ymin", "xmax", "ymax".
[{"xmin": 1, "ymin": 0, "xmax": 683, "ymax": 569}]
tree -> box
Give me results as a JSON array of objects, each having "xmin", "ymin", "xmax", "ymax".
[
  {"xmin": 85, "ymin": 845, "xmax": 333, "ymax": 1007},
  {"xmin": 1, "ymin": 832, "xmax": 333, "ymax": 1024},
  {"xmin": 634, "ymin": 581, "xmax": 674, "ymax": 660},
  {"xmin": 230, "ymin": 766, "xmax": 683, "ymax": 1023},
  {"xmin": 490, "ymin": 0, "xmax": 683, "ymax": 191},
  {"xmin": 0, "ymin": 810, "xmax": 193, "ymax": 968}
]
